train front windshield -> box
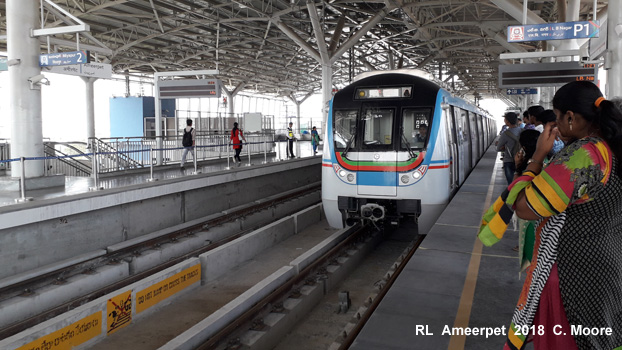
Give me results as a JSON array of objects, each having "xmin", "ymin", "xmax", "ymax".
[{"xmin": 333, "ymin": 108, "xmax": 431, "ymax": 152}]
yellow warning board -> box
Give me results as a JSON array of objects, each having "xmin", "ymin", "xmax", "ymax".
[
  {"xmin": 136, "ymin": 263, "xmax": 201, "ymax": 313},
  {"xmin": 106, "ymin": 290, "xmax": 133, "ymax": 335},
  {"xmin": 15, "ymin": 312, "xmax": 101, "ymax": 350}
]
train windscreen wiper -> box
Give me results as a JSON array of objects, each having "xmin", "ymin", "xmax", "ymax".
[
  {"xmin": 400, "ymin": 128, "xmax": 418, "ymax": 160},
  {"xmin": 342, "ymin": 133, "xmax": 356, "ymax": 159}
]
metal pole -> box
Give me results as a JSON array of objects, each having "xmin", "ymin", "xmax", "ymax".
[
  {"xmin": 295, "ymin": 138, "xmax": 299, "ymax": 158},
  {"xmin": 247, "ymin": 141, "xmax": 251, "ymax": 166},
  {"xmin": 147, "ymin": 147, "xmax": 157, "ymax": 182},
  {"xmin": 192, "ymin": 144, "xmax": 201, "ymax": 174},
  {"xmin": 226, "ymin": 142, "xmax": 231, "ymax": 169},
  {"xmin": 263, "ymin": 140, "xmax": 267, "ymax": 164},
  {"xmin": 15, "ymin": 157, "xmax": 33, "ymax": 202},
  {"xmin": 89, "ymin": 143, "xmax": 103, "ymax": 191}
]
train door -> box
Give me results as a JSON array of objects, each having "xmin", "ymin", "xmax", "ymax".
[
  {"xmin": 445, "ymin": 106, "xmax": 459, "ymax": 191},
  {"xmin": 358, "ymin": 106, "xmax": 397, "ymax": 196},
  {"xmin": 454, "ymin": 107, "xmax": 469, "ymax": 182},
  {"xmin": 468, "ymin": 111, "xmax": 478, "ymax": 167},
  {"xmin": 477, "ymin": 115, "xmax": 484, "ymax": 155},
  {"xmin": 483, "ymin": 118, "xmax": 489, "ymax": 148}
]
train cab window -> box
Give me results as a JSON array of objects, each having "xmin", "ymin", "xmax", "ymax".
[
  {"xmin": 333, "ymin": 110, "xmax": 358, "ymax": 149},
  {"xmin": 402, "ymin": 109, "xmax": 430, "ymax": 149},
  {"xmin": 361, "ymin": 108, "xmax": 394, "ymax": 148}
]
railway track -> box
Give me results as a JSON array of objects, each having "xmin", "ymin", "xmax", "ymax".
[{"xmin": 0, "ymin": 183, "xmax": 321, "ymax": 340}]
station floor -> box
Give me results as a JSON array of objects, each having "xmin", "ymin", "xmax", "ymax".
[
  {"xmin": 351, "ymin": 145, "xmax": 527, "ymax": 350},
  {"xmin": 0, "ymin": 142, "xmax": 320, "ymax": 206}
]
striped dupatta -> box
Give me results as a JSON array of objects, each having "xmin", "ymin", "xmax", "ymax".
[{"xmin": 478, "ymin": 170, "xmax": 538, "ymax": 247}]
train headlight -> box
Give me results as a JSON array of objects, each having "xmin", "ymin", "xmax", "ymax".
[
  {"xmin": 347, "ymin": 174, "xmax": 355, "ymax": 182},
  {"xmin": 413, "ymin": 172, "xmax": 422, "ymax": 179},
  {"xmin": 339, "ymin": 170, "xmax": 346, "ymax": 177},
  {"xmin": 401, "ymin": 175, "xmax": 410, "ymax": 184}
]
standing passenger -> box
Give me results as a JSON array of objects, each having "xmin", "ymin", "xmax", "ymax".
[
  {"xmin": 230, "ymin": 122, "xmax": 246, "ymax": 164},
  {"xmin": 311, "ymin": 126, "xmax": 320, "ymax": 154},
  {"xmin": 180, "ymin": 119, "xmax": 195, "ymax": 170},
  {"xmin": 496, "ymin": 112, "xmax": 521, "ymax": 184},
  {"xmin": 287, "ymin": 122, "xmax": 295, "ymax": 158},
  {"xmin": 479, "ymin": 81, "xmax": 622, "ymax": 350}
]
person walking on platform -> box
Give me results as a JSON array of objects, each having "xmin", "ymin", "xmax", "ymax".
[
  {"xmin": 311, "ymin": 126, "xmax": 320, "ymax": 154},
  {"xmin": 287, "ymin": 122, "xmax": 295, "ymax": 158},
  {"xmin": 496, "ymin": 112, "xmax": 521, "ymax": 185},
  {"xmin": 230, "ymin": 122, "xmax": 246, "ymax": 164},
  {"xmin": 478, "ymin": 81, "xmax": 622, "ymax": 350},
  {"xmin": 180, "ymin": 119, "xmax": 195, "ymax": 170}
]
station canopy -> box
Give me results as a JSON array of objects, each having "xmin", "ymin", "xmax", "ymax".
[{"xmin": 0, "ymin": 1, "xmax": 608, "ymax": 102}]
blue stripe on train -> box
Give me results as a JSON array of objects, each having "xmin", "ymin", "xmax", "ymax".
[{"xmin": 357, "ymin": 171, "xmax": 397, "ymax": 186}]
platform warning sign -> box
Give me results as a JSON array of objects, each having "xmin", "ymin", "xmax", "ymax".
[
  {"xmin": 15, "ymin": 312, "xmax": 101, "ymax": 350},
  {"xmin": 107, "ymin": 290, "xmax": 132, "ymax": 335},
  {"xmin": 136, "ymin": 264, "xmax": 201, "ymax": 313}
]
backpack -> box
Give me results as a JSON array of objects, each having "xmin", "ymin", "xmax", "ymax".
[
  {"xmin": 504, "ymin": 129, "xmax": 521, "ymax": 158},
  {"xmin": 182, "ymin": 128, "xmax": 193, "ymax": 147}
]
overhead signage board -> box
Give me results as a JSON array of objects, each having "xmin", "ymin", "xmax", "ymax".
[
  {"xmin": 506, "ymin": 88, "xmax": 538, "ymax": 95},
  {"xmin": 499, "ymin": 62, "xmax": 598, "ymax": 88},
  {"xmin": 0, "ymin": 58, "xmax": 7, "ymax": 71},
  {"xmin": 507, "ymin": 20, "xmax": 600, "ymax": 42},
  {"xmin": 39, "ymin": 50, "xmax": 89, "ymax": 67},
  {"xmin": 158, "ymin": 79, "xmax": 221, "ymax": 99},
  {"xmin": 45, "ymin": 62, "xmax": 112, "ymax": 79}
]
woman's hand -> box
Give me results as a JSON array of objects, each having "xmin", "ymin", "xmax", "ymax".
[{"xmin": 533, "ymin": 122, "xmax": 557, "ymax": 162}]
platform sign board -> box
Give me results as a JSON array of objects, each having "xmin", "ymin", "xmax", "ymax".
[
  {"xmin": 499, "ymin": 62, "xmax": 598, "ymax": 88},
  {"xmin": 506, "ymin": 88, "xmax": 538, "ymax": 95},
  {"xmin": 508, "ymin": 20, "xmax": 600, "ymax": 42},
  {"xmin": 0, "ymin": 58, "xmax": 7, "ymax": 71},
  {"xmin": 39, "ymin": 50, "xmax": 89, "ymax": 67},
  {"xmin": 158, "ymin": 79, "xmax": 221, "ymax": 99},
  {"xmin": 46, "ymin": 62, "xmax": 112, "ymax": 79},
  {"xmin": 14, "ymin": 312, "xmax": 102, "ymax": 350}
]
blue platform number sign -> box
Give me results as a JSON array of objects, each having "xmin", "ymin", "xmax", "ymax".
[
  {"xmin": 39, "ymin": 50, "xmax": 89, "ymax": 67},
  {"xmin": 508, "ymin": 20, "xmax": 600, "ymax": 42},
  {"xmin": 506, "ymin": 88, "xmax": 538, "ymax": 95}
]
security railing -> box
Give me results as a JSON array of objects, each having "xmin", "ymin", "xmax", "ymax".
[{"xmin": 0, "ymin": 132, "xmax": 291, "ymax": 202}]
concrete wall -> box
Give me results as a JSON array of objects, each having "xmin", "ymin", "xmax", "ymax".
[{"xmin": 0, "ymin": 159, "xmax": 320, "ymax": 280}]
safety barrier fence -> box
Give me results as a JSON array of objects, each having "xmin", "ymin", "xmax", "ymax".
[{"xmin": 0, "ymin": 138, "xmax": 307, "ymax": 203}]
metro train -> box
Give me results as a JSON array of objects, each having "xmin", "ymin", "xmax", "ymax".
[{"xmin": 321, "ymin": 69, "xmax": 497, "ymax": 233}]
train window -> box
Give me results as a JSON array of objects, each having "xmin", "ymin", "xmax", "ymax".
[
  {"xmin": 401, "ymin": 109, "xmax": 430, "ymax": 149},
  {"xmin": 333, "ymin": 110, "xmax": 358, "ymax": 149},
  {"xmin": 361, "ymin": 108, "xmax": 394, "ymax": 148}
]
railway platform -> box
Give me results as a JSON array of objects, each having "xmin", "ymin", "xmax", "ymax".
[{"xmin": 350, "ymin": 145, "xmax": 525, "ymax": 349}]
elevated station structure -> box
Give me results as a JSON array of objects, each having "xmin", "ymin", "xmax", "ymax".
[{"xmin": 1, "ymin": 0, "xmax": 619, "ymax": 181}]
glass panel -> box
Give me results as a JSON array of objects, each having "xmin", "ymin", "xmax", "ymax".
[
  {"xmin": 401, "ymin": 109, "xmax": 430, "ymax": 149},
  {"xmin": 333, "ymin": 110, "xmax": 358, "ymax": 149},
  {"xmin": 362, "ymin": 108, "xmax": 394, "ymax": 147}
]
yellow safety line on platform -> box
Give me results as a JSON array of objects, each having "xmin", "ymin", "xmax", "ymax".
[
  {"xmin": 448, "ymin": 159, "xmax": 500, "ymax": 350},
  {"xmin": 418, "ymin": 247, "xmax": 517, "ymax": 260}
]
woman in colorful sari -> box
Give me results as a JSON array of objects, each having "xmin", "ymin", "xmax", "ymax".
[{"xmin": 479, "ymin": 81, "xmax": 622, "ymax": 349}]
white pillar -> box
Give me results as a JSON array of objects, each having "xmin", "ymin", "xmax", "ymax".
[
  {"xmin": 81, "ymin": 77, "xmax": 97, "ymax": 143},
  {"xmin": 154, "ymin": 79, "xmax": 163, "ymax": 165},
  {"xmin": 8, "ymin": 0, "xmax": 44, "ymax": 178},
  {"xmin": 321, "ymin": 64, "xmax": 332, "ymax": 136},
  {"xmin": 608, "ymin": 0, "xmax": 622, "ymax": 97},
  {"xmin": 296, "ymin": 102, "xmax": 301, "ymax": 134}
]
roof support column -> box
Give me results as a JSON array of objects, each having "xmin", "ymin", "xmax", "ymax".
[
  {"xmin": 8, "ymin": 0, "xmax": 44, "ymax": 178},
  {"xmin": 607, "ymin": 0, "xmax": 622, "ymax": 97},
  {"xmin": 81, "ymin": 77, "xmax": 97, "ymax": 145}
]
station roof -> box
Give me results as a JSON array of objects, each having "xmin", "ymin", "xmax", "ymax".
[{"xmin": 0, "ymin": 1, "xmax": 608, "ymax": 102}]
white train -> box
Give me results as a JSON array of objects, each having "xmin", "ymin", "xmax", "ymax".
[{"xmin": 322, "ymin": 69, "xmax": 496, "ymax": 233}]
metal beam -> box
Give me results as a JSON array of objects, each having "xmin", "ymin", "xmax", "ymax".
[
  {"xmin": 274, "ymin": 20, "xmax": 322, "ymax": 62},
  {"xmin": 331, "ymin": 7, "xmax": 391, "ymax": 63},
  {"xmin": 307, "ymin": 0, "xmax": 330, "ymax": 63}
]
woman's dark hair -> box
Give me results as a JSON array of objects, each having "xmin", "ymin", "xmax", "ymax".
[
  {"xmin": 516, "ymin": 129, "xmax": 540, "ymax": 173},
  {"xmin": 535, "ymin": 109, "xmax": 556, "ymax": 125},
  {"xmin": 186, "ymin": 119, "xmax": 192, "ymax": 126},
  {"xmin": 233, "ymin": 122, "xmax": 239, "ymax": 130},
  {"xmin": 553, "ymin": 81, "xmax": 622, "ymax": 175}
]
